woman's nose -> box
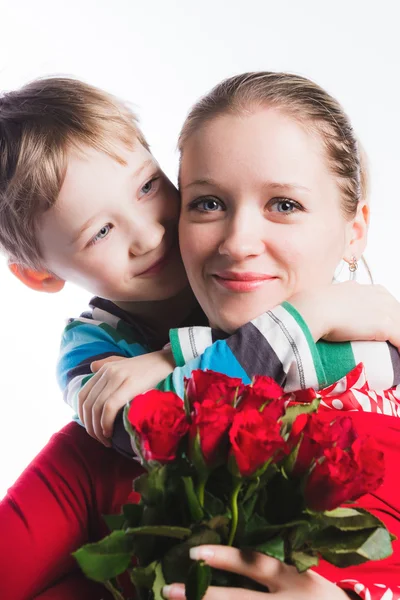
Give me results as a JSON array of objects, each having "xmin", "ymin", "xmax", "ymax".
[{"xmin": 218, "ymin": 220, "xmax": 265, "ymax": 261}]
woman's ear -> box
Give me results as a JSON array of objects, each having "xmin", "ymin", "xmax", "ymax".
[
  {"xmin": 8, "ymin": 263, "xmax": 65, "ymax": 293},
  {"xmin": 343, "ymin": 202, "xmax": 369, "ymax": 263}
]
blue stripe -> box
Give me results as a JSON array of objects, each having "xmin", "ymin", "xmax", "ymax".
[{"xmin": 170, "ymin": 340, "xmax": 250, "ymax": 399}]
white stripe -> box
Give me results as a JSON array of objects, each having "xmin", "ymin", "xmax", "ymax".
[
  {"xmin": 251, "ymin": 305, "xmax": 319, "ymax": 392},
  {"xmin": 64, "ymin": 374, "xmax": 90, "ymax": 412},
  {"xmin": 178, "ymin": 327, "xmax": 213, "ymax": 362},
  {"xmin": 91, "ymin": 307, "xmax": 120, "ymax": 329},
  {"xmin": 351, "ymin": 341, "xmax": 393, "ymax": 389}
]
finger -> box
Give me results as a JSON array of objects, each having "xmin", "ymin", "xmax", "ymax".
[
  {"xmin": 82, "ymin": 377, "xmax": 108, "ymax": 439},
  {"xmin": 78, "ymin": 374, "xmax": 98, "ymax": 424},
  {"xmin": 188, "ymin": 546, "xmax": 285, "ymax": 590},
  {"xmin": 91, "ymin": 396, "xmax": 113, "ymax": 447},
  {"xmin": 100, "ymin": 381, "xmax": 135, "ymax": 437},
  {"xmin": 162, "ymin": 583, "xmax": 267, "ymax": 600},
  {"xmin": 91, "ymin": 356, "xmax": 125, "ymax": 372}
]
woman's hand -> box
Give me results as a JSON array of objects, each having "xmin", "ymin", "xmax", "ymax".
[
  {"xmin": 290, "ymin": 281, "xmax": 400, "ymax": 348},
  {"xmin": 162, "ymin": 545, "xmax": 351, "ymax": 599},
  {"xmin": 77, "ymin": 349, "xmax": 175, "ymax": 445}
]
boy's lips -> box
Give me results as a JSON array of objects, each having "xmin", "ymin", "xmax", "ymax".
[
  {"xmin": 212, "ymin": 270, "xmax": 277, "ymax": 292},
  {"xmin": 136, "ymin": 246, "xmax": 174, "ymax": 277}
]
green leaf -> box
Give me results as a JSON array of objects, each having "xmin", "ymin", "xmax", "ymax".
[
  {"xmin": 103, "ymin": 513, "xmax": 126, "ymax": 532},
  {"xmin": 204, "ymin": 490, "xmax": 227, "ymax": 519},
  {"xmin": 162, "ymin": 528, "xmax": 221, "ymax": 584},
  {"xmin": 126, "ymin": 525, "xmax": 191, "ymax": 539},
  {"xmin": 253, "ymin": 535, "xmax": 285, "ymax": 562},
  {"xmin": 315, "ymin": 527, "xmax": 394, "ymax": 565},
  {"xmin": 186, "ymin": 561, "xmax": 212, "ymax": 600},
  {"xmin": 130, "ymin": 561, "xmax": 157, "ymax": 590},
  {"xmin": 317, "ymin": 507, "xmax": 384, "ymax": 531},
  {"xmin": 152, "ymin": 562, "xmax": 166, "ymax": 600},
  {"xmin": 291, "ymin": 551, "xmax": 319, "ymax": 573},
  {"xmin": 73, "ymin": 530, "xmax": 135, "ymax": 582},
  {"xmin": 280, "ymin": 398, "xmax": 320, "ymax": 430},
  {"xmin": 122, "ymin": 503, "xmax": 144, "ymax": 527},
  {"xmin": 133, "ymin": 467, "xmax": 168, "ymax": 506}
]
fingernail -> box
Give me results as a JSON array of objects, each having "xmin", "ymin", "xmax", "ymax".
[
  {"xmin": 189, "ymin": 546, "xmax": 215, "ymax": 561},
  {"xmin": 162, "ymin": 584, "xmax": 185, "ymax": 599}
]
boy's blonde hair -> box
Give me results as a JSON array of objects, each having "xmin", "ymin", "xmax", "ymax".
[{"xmin": 0, "ymin": 77, "xmax": 148, "ymax": 269}]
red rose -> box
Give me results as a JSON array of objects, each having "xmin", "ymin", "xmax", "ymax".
[
  {"xmin": 238, "ymin": 387, "xmax": 286, "ymax": 420},
  {"xmin": 292, "ymin": 414, "xmax": 357, "ymax": 476},
  {"xmin": 126, "ymin": 490, "xmax": 141, "ymax": 504},
  {"xmin": 250, "ymin": 375, "xmax": 284, "ymax": 398},
  {"xmin": 304, "ymin": 434, "xmax": 385, "ymax": 512},
  {"xmin": 185, "ymin": 370, "xmax": 244, "ymax": 406},
  {"xmin": 190, "ymin": 398, "xmax": 235, "ymax": 467},
  {"xmin": 350, "ymin": 436, "xmax": 385, "ymax": 495},
  {"xmin": 229, "ymin": 408, "xmax": 287, "ymax": 477},
  {"xmin": 304, "ymin": 446, "xmax": 358, "ymax": 511},
  {"xmin": 127, "ymin": 390, "xmax": 189, "ymax": 463}
]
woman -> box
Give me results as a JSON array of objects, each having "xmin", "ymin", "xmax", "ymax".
[
  {"xmin": 156, "ymin": 71, "xmax": 400, "ymax": 600},
  {"xmin": 1, "ymin": 72, "xmax": 399, "ymax": 599}
]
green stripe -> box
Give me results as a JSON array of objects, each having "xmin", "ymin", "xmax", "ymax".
[
  {"xmin": 315, "ymin": 341, "xmax": 356, "ymax": 386},
  {"xmin": 282, "ymin": 301, "xmax": 327, "ymax": 388},
  {"xmin": 169, "ymin": 329, "xmax": 185, "ymax": 367},
  {"xmin": 156, "ymin": 373, "xmax": 175, "ymax": 392}
]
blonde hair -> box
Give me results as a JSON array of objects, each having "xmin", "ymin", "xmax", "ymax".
[
  {"xmin": 0, "ymin": 77, "xmax": 149, "ymax": 269},
  {"xmin": 179, "ymin": 72, "xmax": 368, "ymax": 218}
]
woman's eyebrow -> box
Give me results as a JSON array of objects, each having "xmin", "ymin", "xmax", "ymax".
[
  {"xmin": 181, "ymin": 178, "xmax": 218, "ymax": 190},
  {"xmin": 181, "ymin": 179, "xmax": 311, "ymax": 193}
]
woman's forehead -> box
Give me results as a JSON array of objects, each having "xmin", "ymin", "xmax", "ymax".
[{"xmin": 180, "ymin": 109, "xmax": 331, "ymax": 191}]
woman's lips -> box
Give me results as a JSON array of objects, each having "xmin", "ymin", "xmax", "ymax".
[{"xmin": 212, "ymin": 271, "xmax": 277, "ymax": 292}]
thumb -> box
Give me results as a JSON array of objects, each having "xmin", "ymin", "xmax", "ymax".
[{"xmin": 91, "ymin": 355, "xmax": 125, "ymax": 372}]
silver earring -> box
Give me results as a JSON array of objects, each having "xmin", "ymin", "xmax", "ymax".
[{"xmin": 348, "ymin": 256, "xmax": 358, "ymax": 281}]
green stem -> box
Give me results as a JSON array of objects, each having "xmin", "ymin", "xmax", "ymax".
[
  {"xmin": 196, "ymin": 474, "xmax": 208, "ymax": 508},
  {"xmin": 104, "ymin": 580, "xmax": 126, "ymax": 600},
  {"xmin": 182, "ymin": 476, "xmax": 204, "ymax": 521},
  {"xmin": 228, "ymin": 479, "xmax": 242, "ymax": 546}
]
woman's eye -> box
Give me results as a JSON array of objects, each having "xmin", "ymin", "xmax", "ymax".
[
  {"xmin": 269, "ymin": 198, "xmax": 302, "ymax": 214},
  {"xmin": 192, "ymin": 198, "xmax": 224, "ymax": 212},
  {"xmin": 140, "ymin": 177, "xmax": 159, "ymax": 197},
  {"xmin": 90, "ymin": 224, "xmax": 113, "ymax": 245}
]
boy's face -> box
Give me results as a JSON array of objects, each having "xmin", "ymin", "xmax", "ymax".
[{"xmin": 37, "ymin": 141, "xmax": 187, "ymax": 302}]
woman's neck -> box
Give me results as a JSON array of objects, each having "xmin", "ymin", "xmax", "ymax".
[{"xmin": 115, "ymin": 285, "xmax": 198, "ymax": 346}]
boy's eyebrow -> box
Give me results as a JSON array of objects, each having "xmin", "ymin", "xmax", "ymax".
[
  {"xmin": 132, "ymin": 158, "xmax": 156, "ymax": 179},
  {"xmin": 70, "ymin": 216, "xmax": 98, "ymax": 245}
]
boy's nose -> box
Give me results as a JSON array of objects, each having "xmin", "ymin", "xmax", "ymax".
[{"xmin": 129, "ymin": 221, "xmax": 165, "ymax": 256}]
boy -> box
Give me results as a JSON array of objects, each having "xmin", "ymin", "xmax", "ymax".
[{"xmin": 1, "ymin": 76, "xmax": 399, "ymax": 456}]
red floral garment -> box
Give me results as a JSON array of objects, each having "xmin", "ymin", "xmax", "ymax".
[{"xmin": 293, "ymin": 363, "xmax": 400, "ymax": 600}]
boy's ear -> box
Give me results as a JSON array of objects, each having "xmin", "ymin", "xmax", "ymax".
[{"xmin": 8, "ymin": 263, "xmax": 65, "ymax": 293}]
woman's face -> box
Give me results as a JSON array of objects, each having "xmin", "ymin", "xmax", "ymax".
[{"xmin": 179, "ymin": 108, "xmax": 366, "ymax": 332}]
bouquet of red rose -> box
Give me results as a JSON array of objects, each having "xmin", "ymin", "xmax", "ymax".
[{"xmin": 75, "ymin": 370, "xmax": 394, "ymax": 600}]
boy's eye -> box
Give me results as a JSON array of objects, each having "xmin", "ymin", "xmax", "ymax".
[
  {"xmin": 90, "ymin": 224, "xmax": 113, "ymax": 245},
  {"xmin": 190, "ymin": 197, "xmax": 224, "ymax": 212},
  {"xmin": 140, "ymin": 177, "xmax": 159, "ymax": 197},
  {"xmin": 268, "ymin": 198, "xmax": 303, "ymax": 214}
]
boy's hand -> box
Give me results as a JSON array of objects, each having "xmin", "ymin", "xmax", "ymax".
[{"xmin": 78, "ymin": 349, "xmax": 175, "ymax": 446}]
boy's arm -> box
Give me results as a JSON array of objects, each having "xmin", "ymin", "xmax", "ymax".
[{"xmin": 57, "ymin": 319, "xmax": 148, "ymax": 415}]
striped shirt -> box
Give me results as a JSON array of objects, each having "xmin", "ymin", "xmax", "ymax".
[{"xmin": 58, "ymin": 298, "xmax": 400, "ymax": 417}]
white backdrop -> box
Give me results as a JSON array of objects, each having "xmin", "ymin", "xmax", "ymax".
[{"xmin": 1, "ymin": 0, "xmax": 399, "ymax": 497}]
